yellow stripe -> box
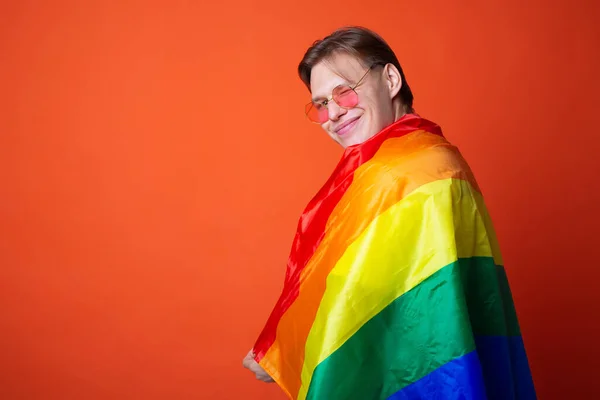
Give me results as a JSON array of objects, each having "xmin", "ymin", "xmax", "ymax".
[{"xmin": 297, "ymin": 178, "xmax": 502, "ymax": 399}]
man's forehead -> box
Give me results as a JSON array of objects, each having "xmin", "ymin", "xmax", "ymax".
[{"xmin": 310, "ymin": 55, "xmax": 365, "ymax": 100}]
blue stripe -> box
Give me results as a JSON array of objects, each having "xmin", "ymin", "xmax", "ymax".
[
  {"xmin": 387, "ymin": 336, "xmax": 536, "ymax": 400},
  {"xmin": 475, "ymin": 336, "xmax": 536, "ymax": 400},
  {"xmin": 387, "ymin": 351, "xmax": 487, "ymax": 400}
]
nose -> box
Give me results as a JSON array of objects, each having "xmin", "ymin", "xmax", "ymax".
[{"xmin": 327, "ymin": 101, "xmax": 347, "ymax": 121}]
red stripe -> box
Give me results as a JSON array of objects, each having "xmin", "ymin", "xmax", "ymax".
[{"xmin": 253, "ymin": 114, "xmax": 443, "ymax": 360}]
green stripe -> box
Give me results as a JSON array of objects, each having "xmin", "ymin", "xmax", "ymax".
[
  {"xmin": 462, "ymin": 261, "xmax": 521, "ymax": 336},
  {"xmin": 306, "ymin": 257, "xmax": 521, "ymax": 400},
  {"xmin": 496, "ymin": 266, "xmax": 521, "ymax": 336}
]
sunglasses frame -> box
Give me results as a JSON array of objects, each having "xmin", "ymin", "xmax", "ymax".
[{"xmin": 304, "ymin": 64, "xmax": 379, "ymax": 124}]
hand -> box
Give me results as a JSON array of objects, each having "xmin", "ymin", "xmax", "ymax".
[{"xmin": 242, "ymin": 350, "xmax": 274, "ymax": 383}]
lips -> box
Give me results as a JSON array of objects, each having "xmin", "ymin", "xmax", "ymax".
[{"xmin": 334, "ymin": 117, "xmax": 360, "ymax": 136}]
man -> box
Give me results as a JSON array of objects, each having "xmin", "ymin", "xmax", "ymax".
[{"xmin": 243, "ymin": 26, "xmax": 536, "ymax": 400}]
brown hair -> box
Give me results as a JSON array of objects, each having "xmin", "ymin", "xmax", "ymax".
[{"xmin": 298, "ymin": 26, "xmax": 414, "ymax": 113}]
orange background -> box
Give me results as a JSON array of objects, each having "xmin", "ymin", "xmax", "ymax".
[{"xmin": 2, "ymin": 1, "xmax": 599, "ymax": 399}]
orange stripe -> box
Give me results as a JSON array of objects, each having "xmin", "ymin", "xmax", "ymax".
[{"xmin": 259, "ymin": 131, "xmax": 480, "ymax": 398}]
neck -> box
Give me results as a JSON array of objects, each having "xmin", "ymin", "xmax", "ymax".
[
  {"xmin": 393, "ymin": 101, "xmax": 408, "ymax": 122},
  {"xmin": 394, "ymin": 107, "xmax": 406, "ymax": 122}
]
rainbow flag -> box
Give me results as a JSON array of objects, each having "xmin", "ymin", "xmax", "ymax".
[{"xmin": 253, "ymin": 114, "xmax": 536, "ymax": 400}]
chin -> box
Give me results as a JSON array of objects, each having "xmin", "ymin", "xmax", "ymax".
[{"xmin": 338, "ymin": 129, "xmax": 367, "ymax": 148}]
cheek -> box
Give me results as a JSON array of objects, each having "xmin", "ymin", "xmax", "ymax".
[
  {"xmin": 361, "ymin": 91, "xmax": 392, "ymax": 124},
  {"xmin": 357, "ymin": 92, "xmax": 379, "ymax": 115},
  {"xmin": 321, "ymin": 123, "xmax": 338, "ymax": 140}
]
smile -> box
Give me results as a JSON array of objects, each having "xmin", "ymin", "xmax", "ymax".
[{"xmin": 335, "ymin": 117, "xmax": 360, "ymax": 136}]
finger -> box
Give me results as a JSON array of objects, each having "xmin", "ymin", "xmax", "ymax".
[
  {"xmin": 248, "ymin": 364, "xmax": 262, "ymax": 374},
  {"xmin": 256, "ymin": 372, "xmax": 274, "ymax": 382},
  {"xmin": 243, "ymin": 351, "xmax": 256, "ymax": 362},
  {"xmin": 242, "ymin": 358, "xmax": 255, "ymax": 369},
  {"xmin": 252, "ymin": 366, "xmax": 267, "ymax": 377}
]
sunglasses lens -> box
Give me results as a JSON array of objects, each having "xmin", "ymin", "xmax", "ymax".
[
  {"xmin": 306, "ymin": 103, "xmax": 329, "ymax": 123},
  {"xmin": 333, "ymin": 86, "xmax": 358, "ymax": 108},
  {"xmin": 304, "ymin": 86, "xmax": 359, "ymax": 123}
]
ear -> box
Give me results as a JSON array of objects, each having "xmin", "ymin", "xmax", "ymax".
[{"xmin": 383, "ymin": 63, "xmax": 402, "ymax": 99}]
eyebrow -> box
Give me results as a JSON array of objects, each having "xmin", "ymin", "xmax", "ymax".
[
  {"xmin": 311, "ymin": 83, "xmax": 346, "ymax": 103},
  {"xmin": 310, "ymin": 74, "xmax": 357, "ymax": 103}
]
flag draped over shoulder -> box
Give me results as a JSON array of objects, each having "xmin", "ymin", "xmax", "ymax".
[{"xmin": 252, "ymin": 114, "xmax": 536, "ymax": 400}]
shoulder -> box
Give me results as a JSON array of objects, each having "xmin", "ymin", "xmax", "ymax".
[{"xmin": 355, "ymin": 130, "xmax": 480, "ymax": 193}]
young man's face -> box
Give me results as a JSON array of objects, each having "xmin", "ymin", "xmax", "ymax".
[{"xmin": 309, "ymin": 53, "xmax": 402, "ymax": 148}]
